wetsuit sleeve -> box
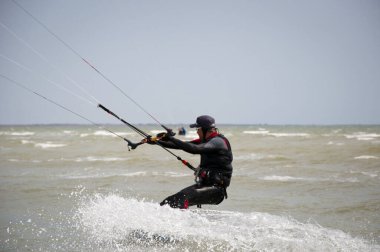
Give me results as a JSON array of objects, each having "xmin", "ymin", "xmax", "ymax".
[
  {"xmin": 156, "ymin": 140, "xmax": 180, "ymax": 149},
  {"xmin": 167, "ymin": 137, "xmax": 225, "ymax": 154}
]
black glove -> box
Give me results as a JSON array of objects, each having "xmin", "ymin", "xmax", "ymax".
[
  {"xmin": 145, "ymin": 136, "xmax": 157, "ymax": 145},
  {"xmin": 156, "ymin": 132, "xmax": 168, "ymax": 140},
  {"xmin": 147, "ymin": 132, "xmax": 170, "ymax": 143},
  {"xmin": 166, "ymin": 128, "xmax": 175, "ymax": 137}
]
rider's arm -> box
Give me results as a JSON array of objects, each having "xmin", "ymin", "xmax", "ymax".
[
  {"xmin": 156, "ymin": 139, "xmax": 180, "ymax": 149},
  {"xmin": 166, "ymin": 136, "xmax": 223, "ymax": 154}
]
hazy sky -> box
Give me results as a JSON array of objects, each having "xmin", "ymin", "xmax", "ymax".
[{"xmin": 1, "ymin": 0, "xmax": 379, "ymax": 125}]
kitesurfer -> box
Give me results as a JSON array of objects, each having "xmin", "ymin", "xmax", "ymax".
[
  {"xmin": 178, "ymin": 126, "xmax": 186, "ymax": 136},
  {"xmin": 148, "ymin": 115, "xmax": 233, "ymax": 209}
]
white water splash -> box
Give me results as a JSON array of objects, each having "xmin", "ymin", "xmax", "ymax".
[{"xmin": 76, "ymin": 194, "xmax": 377, "ymax": 251}]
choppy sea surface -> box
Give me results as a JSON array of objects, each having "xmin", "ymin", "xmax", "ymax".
[{"xmin": 0, "ymin": 124, "xmax": 379, "ymax": 251}]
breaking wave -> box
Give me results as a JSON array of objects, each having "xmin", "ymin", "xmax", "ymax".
[
  {"xmin": 0, "ymin": 131, "xmax": 35, "ymax": 136},
  {"xmin": 243, "ymin": 131, "xmax": 310, "ymax": 137},
  {"xmin": 259, "ymin": 175, "xmax": 359, "ymax": 183},
  {"xmin": 344, "ymin": 132, "xmax": 380, "ymax": 141},
  {"xmin": 20, "ymin": 139, "xmax": 67, "ymax": 149},
  {"xmin": 80, "ymin": 130, "xmax": 134, "ymax": 138},
  {"xmin": 354, "ymin": 155, "xmax": 379, "ymax": 160},
  {"xmin": 73, "ymin": 156, "xmax": 130, "ymax": 162}
]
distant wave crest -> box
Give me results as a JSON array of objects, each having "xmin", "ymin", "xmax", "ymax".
[{"xmin": 243, "ymin": 130, "xmax": 310, "ymax": 137}]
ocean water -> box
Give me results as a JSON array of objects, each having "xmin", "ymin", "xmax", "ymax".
[{"xmin": 0, "ymin": 125, "xmax": 379, "ymax": 251}]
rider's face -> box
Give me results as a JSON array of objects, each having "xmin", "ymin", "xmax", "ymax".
[{"xmin": 196, "ymin": 127, "xmax": 203, "ymax": 139}]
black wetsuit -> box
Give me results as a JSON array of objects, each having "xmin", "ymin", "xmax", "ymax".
[{"xmin": 158, "ymin": 132, "xmax": 233, "ymax": 209}]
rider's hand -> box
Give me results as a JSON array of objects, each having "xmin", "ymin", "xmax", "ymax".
[
  {"xmin": 156, "ymin": 132, "xmax": 167, "ymax": 140},
  {"xmin": 144, "ymin": 136, "xmax": 157, "ymax": 145},
  {"xmin": 166, "ymin": 128, "xmax": 175, "ymax": 136}
]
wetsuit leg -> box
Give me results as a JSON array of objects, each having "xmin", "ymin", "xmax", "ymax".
[{"xmin": 160, "ymin": 184, "xmax": 225, "ymax": 209}]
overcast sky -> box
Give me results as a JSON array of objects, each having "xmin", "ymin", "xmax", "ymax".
[{"xmin": 0, "ymin": 0, "xmax": 379, "ymax": 125}]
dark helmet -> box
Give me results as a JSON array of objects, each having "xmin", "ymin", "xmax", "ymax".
[{"xmin": 189, "ymin": 115, "xmax": 215, "ymax": 129}]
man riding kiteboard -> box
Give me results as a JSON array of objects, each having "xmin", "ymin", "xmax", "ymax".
[{"xmin": 147, "ymin": 115, "xmax": 233, "ymax": 209}]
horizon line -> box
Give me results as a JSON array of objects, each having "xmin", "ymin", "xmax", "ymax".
[{"xmin": 1, "ymin": 123, "xmax": 380, "ymax": 127}]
